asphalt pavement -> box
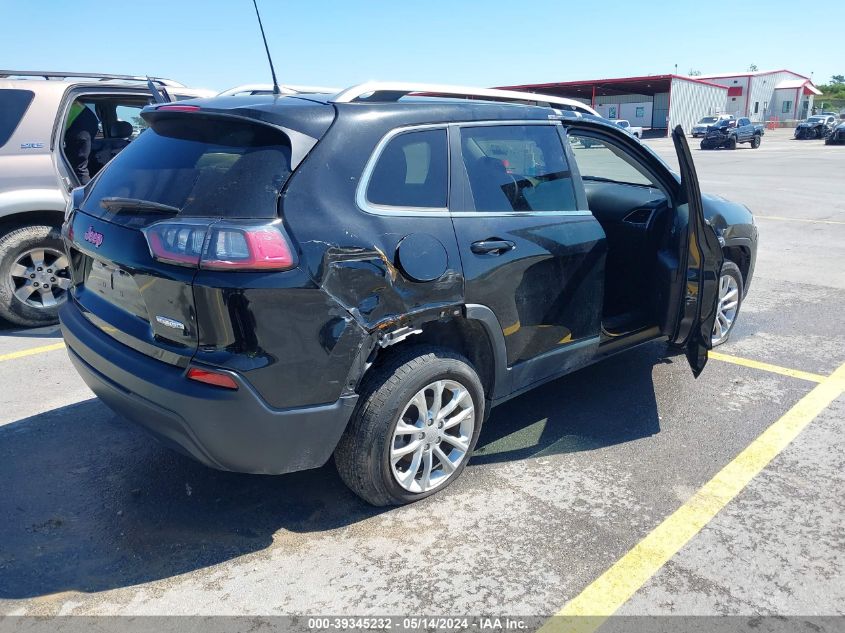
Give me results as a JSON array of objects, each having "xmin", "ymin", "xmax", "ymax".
[{"xmin": 0, "ymin": 128, "xmax": 842, "ymax": 629}]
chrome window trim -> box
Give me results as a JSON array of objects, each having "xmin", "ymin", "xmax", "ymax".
[
  {"xmin": 356, "ymin": 123, "xmax": 451, "ymax": 217},
  {"xmin": 357, "ymin": 120, "xmax": 593, "ymax": 219},
  {"xmin": 449, "ymin": 210, "xmax": 592, "ymax": 218}
]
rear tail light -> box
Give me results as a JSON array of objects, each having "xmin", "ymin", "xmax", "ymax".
[
  {"xmin": 142, "ymin": 219, "xmax": 295, "ymax": 271},
  {"xmin": 187, "ymin": 367, "xmax": 239, "ymax": 389}
]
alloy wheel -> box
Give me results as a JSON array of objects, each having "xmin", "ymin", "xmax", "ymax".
[
  {"xmin": 712, "ymin": 273, "xmax": 740, "ymax": 345},
  {"xmin": 10, "ymin": 247, "xmax": 72, "ymax": 310},
  {"xmin": 390, "ymin": 380, "xmax": 475, "ymax": 493}
]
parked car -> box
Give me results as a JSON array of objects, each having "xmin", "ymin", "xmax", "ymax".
[
  {"xmin": 59, "ymin": 82, "xmax": 757, "ymax": 506},
  {"xmin": 825, "ymin": 120, "xmax": 845, "ymax": 145},
  {"xmin": 611, "ymin": 119, "xmax": 643, "ymax": 138},
  {"xmin": 794, "ymin": 115, "xmax": 836, "ymax": 139},
  {"xmin": 691, "ymin": 115, "xmax": 734, "ymax": 138},
  {"xmin": 700, "ymin": 117, "xmax": 764, "ymax": 150},
  {"xmin": 0, "ymin": 70, "xmax": 213, "ymax": 327}
]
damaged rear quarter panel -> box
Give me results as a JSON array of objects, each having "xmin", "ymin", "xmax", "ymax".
[
  {"xmin": 192, "ymin": 267, "xmax": 368, "ymax": 409},
  {"xmin": 192, "ymin": 107, "xmax": 471, "ymax": 410},
  {"xmin": 281, "ymin": 107, "xmax": 467, "ymax": 359}
]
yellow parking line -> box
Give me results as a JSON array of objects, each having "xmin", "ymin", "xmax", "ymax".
[
  {"xmin": 540, "ymin": 360, "xmax": 845, "ymax": 633},
  {"xmin": 754, "ymin": 215, "xmax": 845, "ymax": 225},
  {"xmin": 0, "ymin": 341, "xmax": 66, "ymax": 362},
  {"xmin": 709, "ymin": 351, "xmax": 826, "ymax": 383}
]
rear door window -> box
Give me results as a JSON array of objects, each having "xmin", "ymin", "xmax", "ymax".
[
  {"xmin": 457, "ymin": 124, "xmax": 577, "ymax": 212},
  {"xmin": 0, "ymin": 89, "xmax": 35, "ymax": 148},
  {"xmin": 365, "ymin": 128, "xmax": 448, "ymax": 209},
  {"xmin": 80, "ymin": 116, "xmax": 292, "ymax": 226}
]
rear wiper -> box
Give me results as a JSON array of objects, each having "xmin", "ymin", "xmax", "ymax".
[{"xmin": 99, "ymin": 197, "xmax": 181, "ymax": 214}]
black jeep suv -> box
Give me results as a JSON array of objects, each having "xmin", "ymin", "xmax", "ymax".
[{"xmin": 59, "ymin": 84, "xmax": 757, "ymax": 506}]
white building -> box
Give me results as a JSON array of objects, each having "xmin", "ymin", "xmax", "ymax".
[
  {"xmin": 696, "ymin": 70, "xmax": 821, "ymax": 123},
  {"xmin": 498, "ymin": 74, "xmax": 729, "ymax": 136},
  {"xmin": 499, "ymin": 69, "xmax": 820, "ymax": 136}
]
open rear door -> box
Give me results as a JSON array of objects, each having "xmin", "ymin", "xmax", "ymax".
[{"xmin": 669, "ymin": 126, "xmax": 724, "ymax": 376}]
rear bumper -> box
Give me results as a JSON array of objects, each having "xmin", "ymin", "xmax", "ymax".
[{"xmin": 59, "ymin": 300, "xmax": 358, "ymax": 475}]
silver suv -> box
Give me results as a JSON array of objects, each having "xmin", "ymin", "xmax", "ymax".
[{"xmin": 0, "ymin": 71, "xmax": 212, "ymax": 327}]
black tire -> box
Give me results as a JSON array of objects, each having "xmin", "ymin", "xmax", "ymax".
[
  {"xmin": 700, "ymin": 141, "xmax": 708, "ymax": 150},
  {"xmin": 0, "ymin": 224, "xmax": 69, "ymax": 327},
  {"xmin": 750, "ymin": 134, "xmax": 761, "ymax": 149},
  {"xmin": 334, "ymin": 346, "xmax": 485, "ymax": 506},
  {"xmin": 727, "ymin": 136, "xmax": 738, "ymax": 150},
  {"xmin": 712, "ymin": 260, "xmax": 744, "ymax": 347}
]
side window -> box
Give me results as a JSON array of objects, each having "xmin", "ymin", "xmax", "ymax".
[
  {"xmin": 366, "ymin": 129, "xmax": 447, "ymax": 209},
  {"xmin": 458, "ymin": 125, "xmax": 576, "ymax": 213},
  {"xmin": 738, "ymin": 118, "xmax": 750, "ymax": 126},
  {"xmin": 115, "ymin": 104, "xmax": 148, "ymax": 139},
  {"xmin": 568, "ymin": 133, "xmax": 658, "ymax": 188},
  {"xmin": 0, "ymin": 89, "xmax": 34, "ymax": 148}
]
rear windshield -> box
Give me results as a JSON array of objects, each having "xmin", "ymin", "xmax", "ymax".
[
  {"xmin": 0, "ymin": 89, "xmax": 35, "ymax": 148},
  {"xmin": 81, "ymin": 116, "xmax": 292, "ymax": 225}
]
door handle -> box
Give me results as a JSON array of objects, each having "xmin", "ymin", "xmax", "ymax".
[{"xmin": 470, "ymin": 239, "xmax": 516, "ymax": 255}]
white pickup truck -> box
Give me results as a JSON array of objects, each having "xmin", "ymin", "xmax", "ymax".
[{"xmin": 611, "ymin": 119, "xmax": 643, "ymax": 138}]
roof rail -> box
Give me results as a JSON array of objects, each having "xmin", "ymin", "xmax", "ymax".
[
  {"xmin": 217, "ymin": 83, "xmax": 342, "ymax": 97},
  {"xmin": 0, "ymin": 70, "xmax": 184, "ymax": 87},
  {"xmin": 330, "ymin": 81, "xmax": 600, "ymax": 116}
]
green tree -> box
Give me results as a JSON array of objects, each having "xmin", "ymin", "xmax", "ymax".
[
  {"xmin": 748, "ymin": 64, "xmax": 758, "ymax": 72},
  {"xmin": 831, "ymin": 75, "xmax": 844, "ymax": 85},
  {"xmin": 688, "ymin": 69, "xmax": 702, "ymax": 76}
]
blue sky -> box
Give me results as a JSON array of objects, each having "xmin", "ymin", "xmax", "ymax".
[{"xmin": 1, "ymin": 0, "xmax": 837, "ymax": 92}]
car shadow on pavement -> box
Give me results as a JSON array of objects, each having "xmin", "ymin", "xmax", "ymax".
[
  {"xmin": 0, "ymin": 342, "xmax": 673, "ymax": 599},
  {"xmin": 0, "ymin": 324, "xmax": 62, "ymax": 338},
  {"xmin": 472, "ymin": 340, "xmax": 667, "ymax": 465}
]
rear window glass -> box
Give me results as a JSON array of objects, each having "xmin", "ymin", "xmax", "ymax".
[
  {"xmin": 81, "ymin": 116, "xmax": 292, "ymax": 225},
  {"xmin": 0, "ymin": 89, "xmax": 35, "ymax": 148}
]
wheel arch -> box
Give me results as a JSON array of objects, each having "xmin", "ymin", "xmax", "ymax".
[
  {"xmin": 722, "ymin": 244, "xmax": 751, "ymax": 287},
  {"xmin": 0, "ymin": 209, "xmax": 65, "ymax": 235},
  {"xmin": 361, "ymin": 305, "xmax": 510, "ymax": 403}
]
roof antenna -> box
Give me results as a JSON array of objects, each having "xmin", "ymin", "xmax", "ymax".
[{"xmin": 251, "ymin": 0, "xmax": 281, "ymax": 96}]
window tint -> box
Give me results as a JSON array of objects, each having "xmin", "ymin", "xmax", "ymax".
[
  {"xmin": 81, "ymin": 117, "xmax": 292, "ymax": 226},
  {"xmin": 0, "ymin": 89, "xmax": 35, "ymax": 148},
  {"xmin": 458, "ymin": 125, "xmax": 576, "ymax": 212},
  {"xmin": 366, "ymin": 129, "xmax": 447, "ymax": 208},
  {"xmin": 738, "ymin": 118, "xmax": 750, "ymax": 126},
  {"xmin": 568, "ymin": 133, "xmax": 657, "ymax": 188}
]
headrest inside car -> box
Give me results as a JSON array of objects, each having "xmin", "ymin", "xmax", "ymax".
[{"xmin": 110, "ymin": 120, "xmax": 134, "ymax": 139}]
